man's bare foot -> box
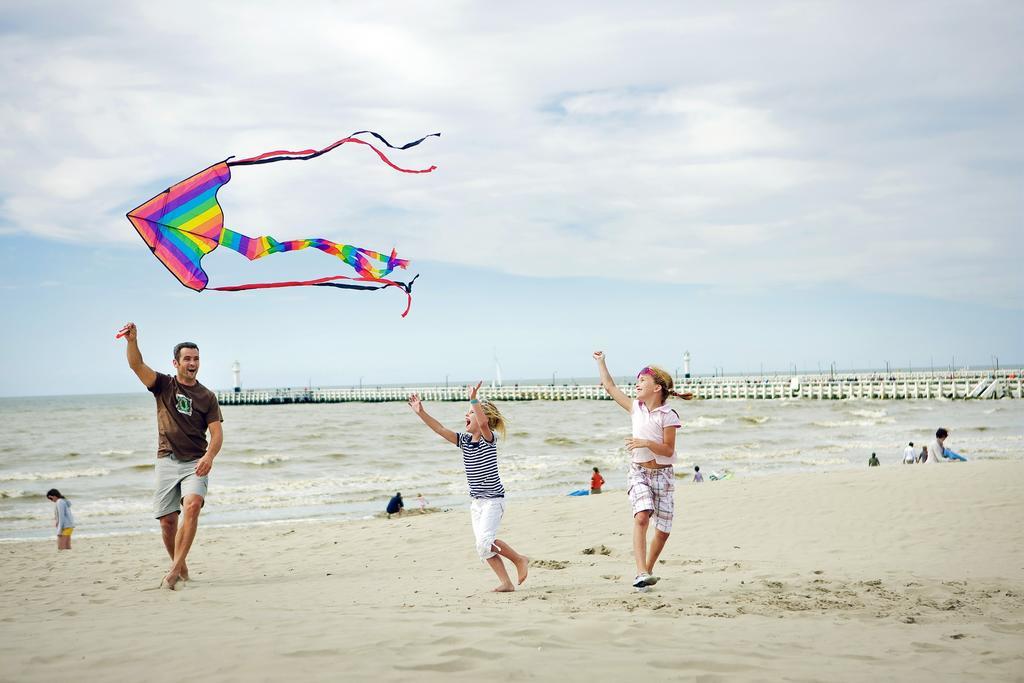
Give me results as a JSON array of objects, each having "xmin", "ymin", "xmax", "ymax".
[
  {"xmin": 493, "ymin": 583, "xmax": 515, "ymax": 592},
  {"xmin": 179, "ymin": 566, "xmax": 189, "ymax": 582},
  {"xmin": 161, "ymin": 571, "xmax": 181, "ymax": 590},
  {"xmin": 514, "ymin": 556, "xmax": 530, "ymax": 585}
]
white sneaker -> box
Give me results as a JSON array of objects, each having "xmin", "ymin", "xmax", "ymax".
[{"xmin": 632, "ymin": 573, "xmax": 651, "ymax": 588}]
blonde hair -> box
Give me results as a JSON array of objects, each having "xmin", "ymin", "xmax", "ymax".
[
  {"xmin": 641, "ymin": 365, "xmax": 694, "ymax": 405},
  {"xmin": 480, "ymin": 401, "xmax": 508, "ymax": 441}
]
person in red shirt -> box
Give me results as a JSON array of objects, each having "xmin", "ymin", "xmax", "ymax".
[{"xmin": 591, "ymin": 467, "xmax": 605, "ymax": 494}]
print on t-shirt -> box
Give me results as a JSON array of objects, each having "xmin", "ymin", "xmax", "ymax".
[{"xmin": 175, "ymin": 393, "xmax": 193, "ymax": 416}]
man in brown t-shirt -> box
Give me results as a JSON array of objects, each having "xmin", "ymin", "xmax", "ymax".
[{"xmin": 122, "ymin": 322, "xmax": 223, "ymax": 590}]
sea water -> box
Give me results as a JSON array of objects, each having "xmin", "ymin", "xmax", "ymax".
[{"xmin": 1, "ymin": 393, "xmax": 1021, "ymax": 539}]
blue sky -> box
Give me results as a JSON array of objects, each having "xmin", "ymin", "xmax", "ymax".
[{"xmin": 1, "ymin": 1, "xmax": 1021, "ymax": 397}]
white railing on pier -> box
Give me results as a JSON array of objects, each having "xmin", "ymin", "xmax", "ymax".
[{"xmin": 216, "ymin": 370, "xmax": 1023, "ymax": 405}]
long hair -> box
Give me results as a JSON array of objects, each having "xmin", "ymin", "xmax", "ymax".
[
  {"xmin": 639, "ymin": 365, "xmax": 694, "ymax": 405},
  {"xmin": 480, "ymin": 401, "xmax": 508, "ymax": 441},
  {"xmin": 46, "ymin": 488, "xmax": 64, "ymax": 499}
]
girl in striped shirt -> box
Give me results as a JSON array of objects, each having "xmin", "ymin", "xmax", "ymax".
[{"xmin": 408, "ymin": 382, "xmax": 530, "ymax": 592}]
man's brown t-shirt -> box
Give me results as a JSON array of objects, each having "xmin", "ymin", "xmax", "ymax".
[{"xmin": 149, "ymin": 373, "xmax": 223, "ymax": 461}]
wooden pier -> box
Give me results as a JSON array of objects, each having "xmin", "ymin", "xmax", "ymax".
[{"xmin": 217, "ymin": 370, "xmax": 1022, "ymax": 405}]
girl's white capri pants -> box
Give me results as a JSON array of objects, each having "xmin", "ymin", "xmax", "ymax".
[{"xmin": 470, "ymin": 498, "xmax": 505, "ymax": 560}]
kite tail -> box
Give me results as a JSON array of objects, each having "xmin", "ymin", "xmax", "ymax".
[
  {"xmin": 227, "ymin": 131, "xmax": 439, "ymax": 173},
  {"xmin": 219, "ymin": 228, "xmax": 408, "ymax": 279},
  {"xmin": 210, "ymin": 274, "xmax": 419, "ymax": 317}
]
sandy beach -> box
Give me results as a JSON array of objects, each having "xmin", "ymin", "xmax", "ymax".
[{"xmin": 2, "ymin": 460, "xmax": 1022, "ymax": 681}]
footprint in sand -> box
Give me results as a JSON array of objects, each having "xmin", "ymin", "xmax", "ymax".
[
  {"xmin": 581, "ymin": 545, "xmax": 613, "ymax": 556},
  {"xmin": 533, "ymin": 560, "xmax": 569, "ymax": 570}
]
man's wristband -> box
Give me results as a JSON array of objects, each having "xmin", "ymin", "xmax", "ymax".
[{"xmin": 470, "ymin": 399, "xmax": 480, "ymax": 405}]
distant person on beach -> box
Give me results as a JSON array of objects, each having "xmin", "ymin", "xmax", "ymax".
[
  {"xmin": 591, "ymin": 467, "xmax": 605, "ymax": 494},
  {"xmin": 593, "ymin": 351, "xmax": 693, "ymax": 592},
  {"xmin": 416, "ymin": 493, "xmax": 428, "ymax": 512},
  {"xmin": 693, "ymin": 465, "xmax": 704, "ymax": 483},
  {"xmin": 918, "ymin": 445, "xmax": 929, "ymax": 463},
  {"xmin": 903, "ymin": 442, "xmax": 917, "ymax": 464},
  {"xmin": 868, "ymin": 453, "xmax": 880, "ymax": 467},
  {"xmin": 386, "ymin": 492, "xmax": 404, "ymax": 518},
  {"xmin": 929, "ymin": 428, "xmax": 966, "ymax": 462},
  {"xmin": 121, "ymin": 322, "xmax": 223, "ymax": 590},
  {"xmin": 927, "ymin": 429, "xmax": 948, "ymax": 464},
  {"xmin": 407, "ymin": 381, "xmax": 530, "ymax": 592},
  {"xmin": 46, "ymin": 489, "xmax": 74, "ymax": 550}
]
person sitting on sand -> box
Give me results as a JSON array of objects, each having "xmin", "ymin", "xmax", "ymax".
[
  {"xmin": 868, "ymin": 453, "xmax": 880, "ymax": 467},
  {"xmin": 386, "ymin": 492, "xmax": 404, "ymax": 518},
  {"xmin": 591, "ymin": 467, "xmax": 605, "ymax": 494},
  {"xmin": 408, "ymin": 381, "xmax": 530, "ymax": 592},
  {"xmin": 930, "ymin": 427, "xmax": 966, "ymax": 462},
  {"xmin": 46, "ymin": 489, "xmax": 75, "ymax": 550}
]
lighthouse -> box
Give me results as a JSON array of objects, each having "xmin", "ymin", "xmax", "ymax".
[
  {"xmin": 232, "ymin": 361, "xmax": 241, "ymax": 393},
  {"xmin": 683, "ymin": 351, "xmax": 691, "ymax": 379}
]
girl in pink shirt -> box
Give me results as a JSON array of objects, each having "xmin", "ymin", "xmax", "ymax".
[{"xmin": 593, "ymin": 351, "xmax": 692, "ymax": 591}]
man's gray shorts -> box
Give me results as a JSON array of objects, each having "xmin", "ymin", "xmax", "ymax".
[{"xmin": 154, "ymin": 454, "xmax": 208, "ymax": 519}]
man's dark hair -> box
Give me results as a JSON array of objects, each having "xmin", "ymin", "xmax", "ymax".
[
  {"xmin": 936, "ymin": 428, "xmax": 948, "ymax": 439},
  {"xmin": 909, "ymin": 442, "xmax": 914, "ymax": 447},
  {"xmin": 173, "ymin": 342, "xmax": 199, "ymax": 361},
  {"xmin": 46, "ymin": 488, "xmax": 63, "ymax": 499}
]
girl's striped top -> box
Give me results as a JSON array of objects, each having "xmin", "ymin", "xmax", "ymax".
[{"xmin": 456, "ymin": 432, "xmax": 505, "ymax": 499}]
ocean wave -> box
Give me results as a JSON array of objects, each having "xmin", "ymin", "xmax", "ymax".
[
  {"xmin": 240, "ymin": 455, "xmax": 290, "ymax": 466},
  {"xmin": 127, "ymin": 463, "xmax": 155, "ymax": 471},
  {"xmin": 714, "ymin": 448, "xmax": 804, "ymax": 461},
  {"xmin": 812, "ymin": 418, "xmax": 895, "ymax": 428},
  {"xmin": 99, "ymin": 449, "xmax": 134, "ymax": 456},
  {"xmin": 544, "ymin": 436, "xmax": 576, "ymax": 447},
  {"xmin": 0, "ymin": 510, "xmax": 45, "ymax": 521},
  {"xmin": 0, "ymin": 467, "xmax": 111, "ymax": 482},
  {"xmin": 73, "ymin": 498, "xmax": 151, "ymax": 516},
  {"xmin": 849, "ymin": 409, "xmax": 887, "ymax": 419},
  {"xmin": 739, "ymin": 416, "xmax": 770, "ymax": 425},
  {"xmin": 0, "ymin": 489, "xmax": 38, "ymax": 499},
  {"xmin": 687, "ymin": 416, "xmax": 726, "ymax": 429}
]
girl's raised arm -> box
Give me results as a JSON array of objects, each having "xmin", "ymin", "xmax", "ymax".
[
  {"xmin": 593, "ymin": 351, "xmax": 632, "ymax": 412},
  {"xmin": 469, "ymin": 381, "xmax": 492, "ymax": 442},
  {"xmin": 408, "ymin": 394, "xmax": 458, "ymax": 444}
]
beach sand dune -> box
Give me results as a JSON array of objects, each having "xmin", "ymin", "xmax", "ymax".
[{"xmin": 1, "ymin": 461, "xmax": 1022, "ymax": 681}]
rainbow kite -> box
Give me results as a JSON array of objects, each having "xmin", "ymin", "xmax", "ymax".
[{"xmin": 127, "ymin": 131, "xmax": 437, "ymax": 317}]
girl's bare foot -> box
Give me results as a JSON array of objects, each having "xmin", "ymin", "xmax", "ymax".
[
  {"xmin": 493, "ymin": 583, "xmax": 515, "ymax": 592},
  {"xmin": 514, "ymin": 556, "xmax": 530, "ymax": 585},
  {"xmin": 160, "ymin": 571, "xmax": 180, "ymax": 590}
]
